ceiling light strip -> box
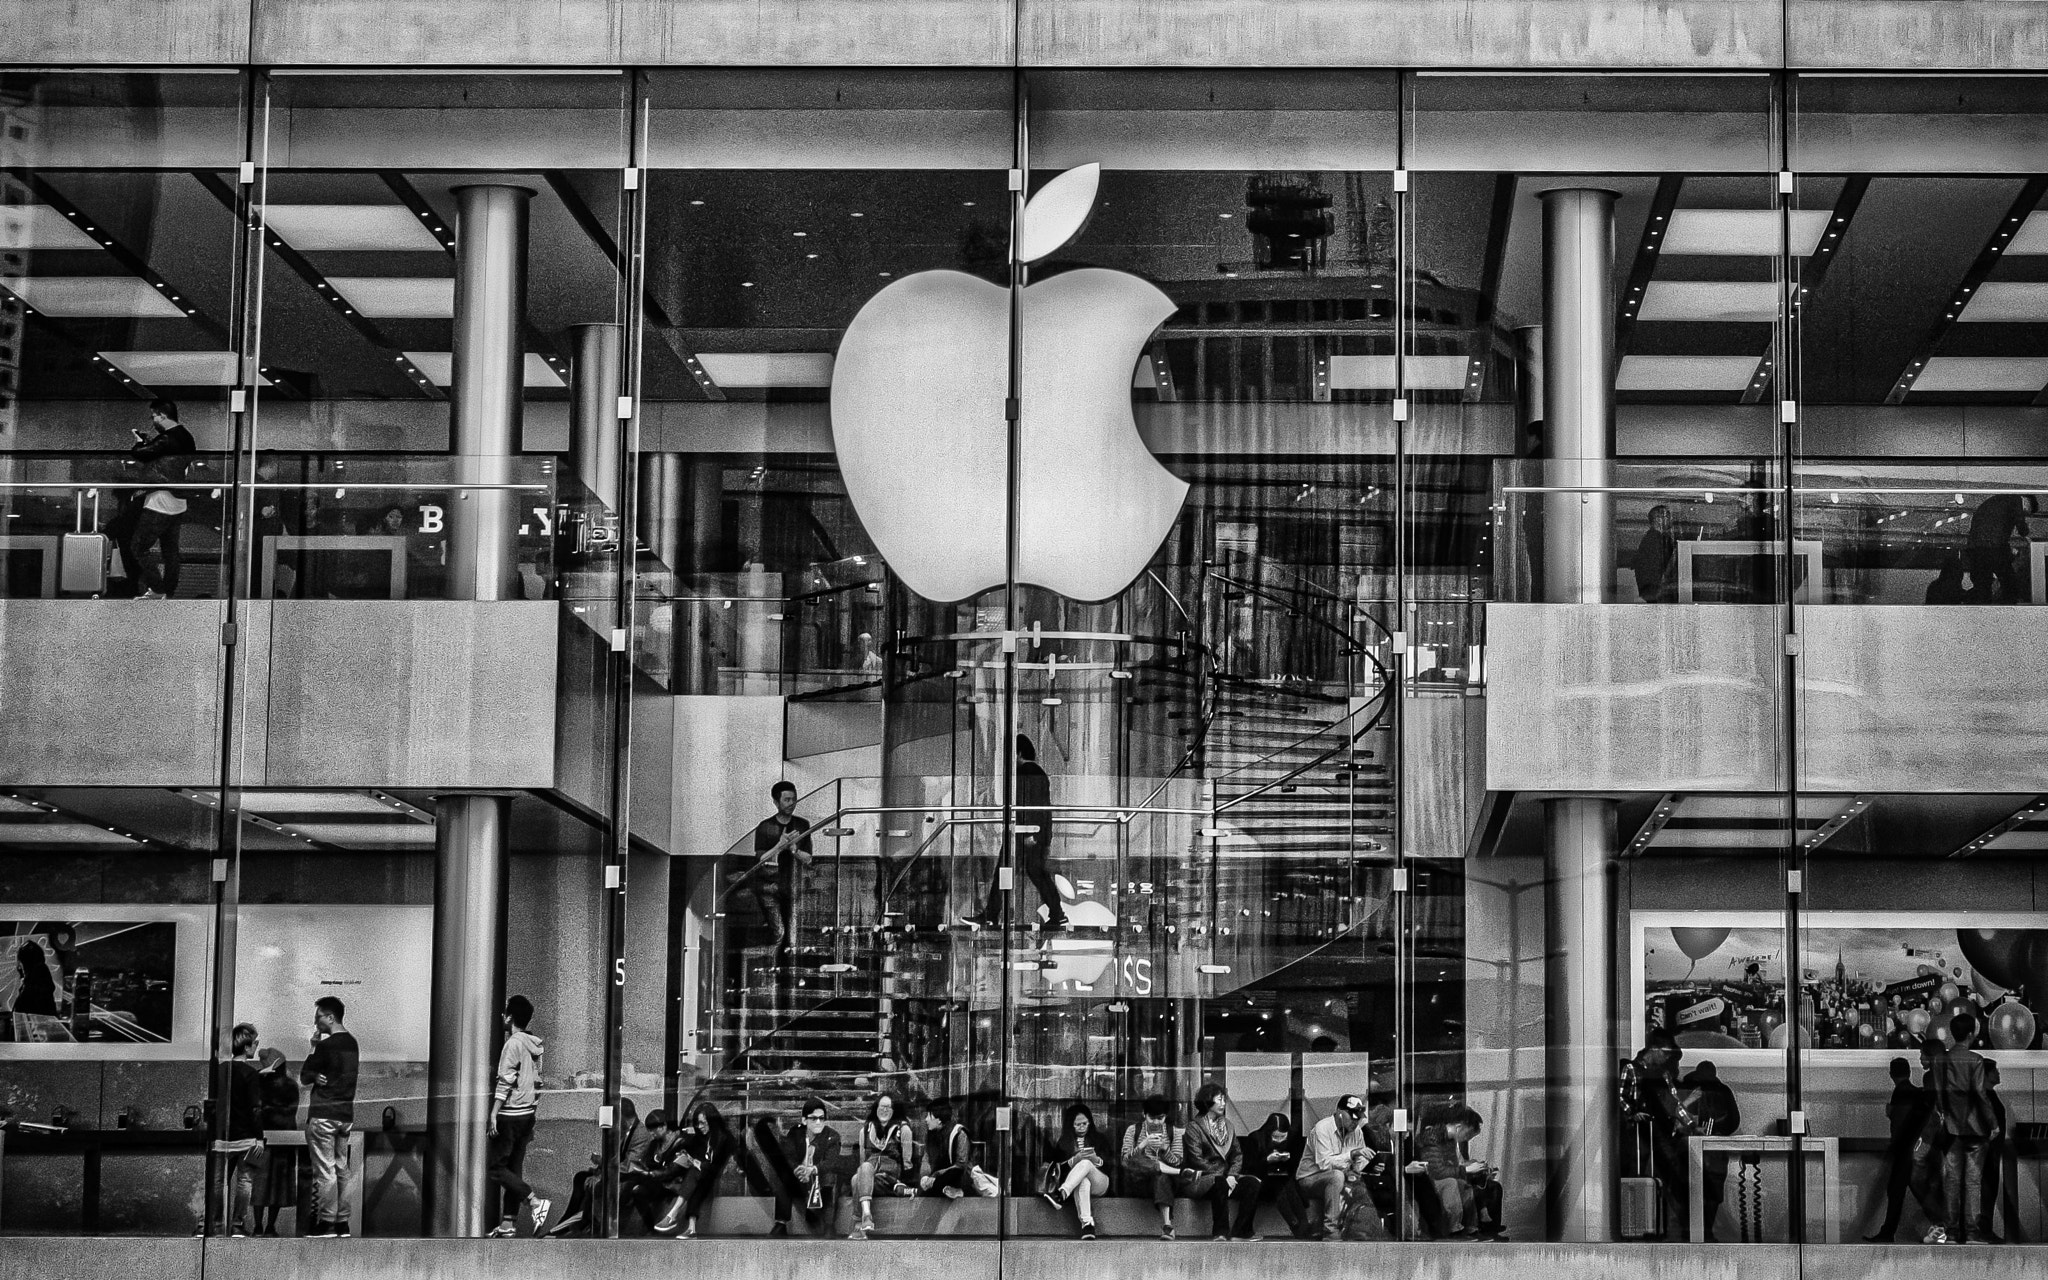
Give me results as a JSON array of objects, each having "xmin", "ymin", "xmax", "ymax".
[
  {"xmin": 1746, "ymin": 176, "xmax": 1868, "ymax": 407},
  {"xmin": 14, "ymin": 170, "xmax": 228, "ymax": 342},
  {"xmin": 1888, "ymin": 175, "xmax": 2048, "ymax": 405},
  {"xmin": 1948, "ymin": 793, "xmax": 2048, "ymax": 860},
  {"xmin": 1614, "ymin": 176, "xmax": 1684, "ymax": 361}
]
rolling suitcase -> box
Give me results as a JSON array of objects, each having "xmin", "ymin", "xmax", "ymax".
[
  {"xmin": 59, "ymin": 489, "xmax": 110, "ymax": 595},
  {"xmin": 1617, "ymin": 1115, "xmax": 1664, "ymax": 1239}
]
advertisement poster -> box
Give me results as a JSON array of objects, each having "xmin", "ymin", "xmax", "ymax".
[
  {"xmin": 1633, "ymin": 911, "xmax": 2048, "ymax": 1065},
  {"xmin": 234, "ymin": 904, "xmax": 433, "ymax": 1062},
  {"xmin": 0, "ymin": 906, "xmax": 212, "ymax": 1059}
]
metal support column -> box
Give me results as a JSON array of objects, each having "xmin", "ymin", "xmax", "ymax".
[
  {"xmin": 1537, "ymin": 186, "xmax": 1620, "ymax": 1243},
  {"xmin": 570, "ymin": 322, "xmax": 624, "ymax": 512},
  {"xmin": 426, "ymin": 182, "xmax": 530, "ymax": 1237}
]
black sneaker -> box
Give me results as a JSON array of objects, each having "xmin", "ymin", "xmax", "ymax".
[
  {"xmin": 333, "ymin": 1222, "xmax": 351, "ymax": 1238},
  {"xmin": 1080, "ymin": 1221, "xmax": 1096, "ymax": 1240},
  {"xmin": 307, "ymin": 1222, "xmax": 339, "ymax": 1239},
  {"xmin": 770, "ymin": 1222, "xmax": 790, "ymax": 1237}
]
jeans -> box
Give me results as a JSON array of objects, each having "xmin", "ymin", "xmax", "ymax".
[
  {"xmin": 123, "ymin": 508, "xmax": 182, "ymax": 596},
  {"xmin": 489, "ymin": 1112, "xmax": 536, "ymax": 1222},
  {"xmin": 306, "ymin": 1119, "xmax": 353, "ymax": 1225},
  {"xmin": 209, "ymin": 1139, "xmax": 261, "ymax": 1234},
  {"xmin": 1298, "ymin": 1168, "xmax": 1346, "ymax": 1236},
  {"xmin": 1942, "ymin": 1135, "xmax": 1990, "ymax": 1242}
]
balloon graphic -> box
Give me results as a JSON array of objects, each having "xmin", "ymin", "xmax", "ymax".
[
  {"xmin": 1988, "ymin": 1002, "xmax": 2038, "ymax": 1052},
  {"xmin": 1904, "ymin": 1009, "xmax": 1931, "ymax": 1037},
  {"xmin": 1917, "ymin": 964, "xmax": 1938, "ymax": 978},
  {"xmin": 1937, "ymin": 982, "xmax": 1961, "ymax": 1005},
  {"xmin": 1768, "ymin": 1022, "xmax": 1812, "ymax": 1050},
  {"xmin": 1972, "ymin": 967, "xmax": 2008, "ymax": 1002},
  {"xmin": 1957, "ymin": 929, "xmax": 2034, "ymax": 990},
  {"xmin": 1672, "ymin": 926, "xmax": 1731, "ymax": 964}
]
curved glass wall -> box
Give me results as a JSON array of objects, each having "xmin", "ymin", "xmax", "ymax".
[{"xmin": 0, "ymin": 65, "xmax": 2044, "ymax": 1259}]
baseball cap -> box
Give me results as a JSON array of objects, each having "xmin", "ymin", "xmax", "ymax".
[
  {"xmin": 256, "ymin": 1047, "xmax": 286, "ymax": 1072},
  {"xmin": 1337, "ymin": 1094, "xmax": 1366, "ymax": 1116}
]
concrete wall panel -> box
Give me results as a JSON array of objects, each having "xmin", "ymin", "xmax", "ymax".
[
  {"xmin": 1019, "ymin": 0, "xmax": 1780, "ymax": 67},
  {"xmin": 0, "ymin": 0, "xmax": 247, "ymax": 63},
  {"xmin": 1788, "ymin": 0, "xmax": 2048, "ymax": 69},
  {"xmin": 1484, "ymin": 603, "xmax": 1782, "ymax": 793},
  {"xmin": 1800, "ymin": 605, "xmax": 2048, "ymax": 793},
  {"xmin": 623, "ymin": 0, "xmax": 1013, "ymax": 64},
  {"xmin": 0, "ymin": 600, "xmax": 228, "ymax": 788},
  {"xmin": 252, "ymin": 0, "xmax": 625, "ymax": 64},
  {"xmin": 259, "ymin": 600, "xmax": 557, "ymax": 788}
]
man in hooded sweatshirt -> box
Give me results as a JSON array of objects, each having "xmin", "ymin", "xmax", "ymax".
[{"xmin": 487, "ymin": 994, "xmax": 553, "ymax": 1237}]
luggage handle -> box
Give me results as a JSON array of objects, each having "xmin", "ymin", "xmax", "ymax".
[{"xmin": 74, "ymin": 488, "xmax": 99, "ymax": 534}]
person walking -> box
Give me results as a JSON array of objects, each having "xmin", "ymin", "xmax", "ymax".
[
  {"xmin": 740, "ymin": 781, "xmax": 814, "ymax": 957},
  {"xmin": 966, "ymin": 736, "xmax": 1065, "ymax": 933},
  {"xmin": 1928, "ymin": 1011, "xmax": 2001, "ymax": 1244},
  {"xmin": 252, "ymin": 1047, "xmax": 300, "ymax": 1236},
  {"xmin": 1295, "ymin": 1095, "xmax": 1373, "ymax": 1240},
  {"xmin": 1120, "ymin": 1094, "xmax": 1185, "ymax": 1237},
  {"xmin": 1631, "ymin": 505, "xmax": 1678, "ymax": 603},
  {"xmin": 300, "ymin": 996, "xmax": 359, "ymax": 1238},
  {"xmin": 1178, "ymin": 1083, "xmax": 1262, "ymax": 1240},
  {"xmin": 1865, "ymin": 1055, "xmax": 1932, "ymax": 1242},
  {"xmin": 486, "ymin": 994, "xmax": 552, "ymax": 1237}
]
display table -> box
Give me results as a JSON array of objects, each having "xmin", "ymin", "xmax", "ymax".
[
  {"xmin": 1687, "ymin": 1134, "xmax": 1839, "ymax": 1243},
  {"xmin": 261, "ymin": 1126, "xmax": 368, "ymax": 1229}
]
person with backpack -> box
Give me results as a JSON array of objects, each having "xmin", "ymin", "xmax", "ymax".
[{"xmin": 918, "ymin": 1099, "xmax": 991, "ymax": 1198}]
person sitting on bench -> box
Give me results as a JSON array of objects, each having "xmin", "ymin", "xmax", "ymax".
[
  {"xmin": 1121, "ymin": 1094, "xmax": 1185, "ymax": 1238},
  {"xmin": 755, "ymin": 1096, "xmax": 843, "ymax": 1236}
]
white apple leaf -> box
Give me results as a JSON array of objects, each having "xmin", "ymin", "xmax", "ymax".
[{"xmin": 1019, "ymin": 163, "xmax": 1101, "ymax": 264}]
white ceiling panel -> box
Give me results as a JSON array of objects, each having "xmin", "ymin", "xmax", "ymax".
[
  {"xmin": 1615, "ymin": 355, "xmax": 1759, "ymax": 391},
  {"xmin": 1, "ymin": 276, "xmax": 186, "ymax": 318},
  {"xmin": 1326, "ymin": 354, "xmax": 1474, "ymax": 391},
  {"xmin": 0, "ymin": 205, "xmax": 103, "ymax": 251},
  {"xmin": 329, "ymin": 277, "xmax": 455, "ymax": 318},
  {"xmin": 262, "ymin": 204, "xmax": 447, "ymax": 252},
  {"xmin": 402, "ymin": 351, "xmax": 566, "ymax": 389},
  {"xmin": 98, "ymin": 351, "xmax": 266, "ymax": 387},
  {"xmin": 1912, "ymin": 356, "xmax": 2048, "ymax": 393},
  {"xmin": 1661, "ymin": 208, "xmax": 1830, "ymax": 257},
  {"xmin": 1957, "ymin": 282, "xmax": 2048, "ymax": 323},
  {"xmin": 2005, "ymin": 210, "xmax": 2048, "ymax": 255},
  {"xmin": 695, "ymin": 352, "xmax": 835, "ymax": 389},
  {"xmin": 1637, "ymin": 280, "xmax": 1777, "ymax": 323}
]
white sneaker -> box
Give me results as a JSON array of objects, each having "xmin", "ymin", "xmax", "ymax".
[
  {"xmin": 1924, "ymin": 1226, "xmax": 1949, "ymax": 1244},
  {"xmin": 528, "ymin": 1197, "xmax": 552, "ymax": 1237},
  {"xmin": 487, "ymin": 1221, "xmax": 518, "ymax": 1238}
]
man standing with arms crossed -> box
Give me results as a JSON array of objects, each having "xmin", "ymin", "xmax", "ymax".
[{"xmin": 301, "ymin": 996, "xmax": 359, "ymax": 1238}]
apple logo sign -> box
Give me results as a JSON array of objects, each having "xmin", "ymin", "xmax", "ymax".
[{"xmin": 831, "ymin": 164, "xmax": 1188, "ymax": 603}]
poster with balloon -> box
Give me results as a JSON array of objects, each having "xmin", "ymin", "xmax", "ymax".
[{"xmin": 1632, "ymin": 911, "xmax": 2048, "ymax": 1065}]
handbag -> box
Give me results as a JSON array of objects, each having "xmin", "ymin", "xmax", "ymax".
[
  {"xmin": 1039, "ymin": 1159, "xmax": 1064, "ymax": 1199},
  {"xmin": 969, "ymin": 1166, "xmax": 1000, "ymax": 1197}
]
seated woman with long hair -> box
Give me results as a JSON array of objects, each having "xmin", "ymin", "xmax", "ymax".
[
  {"xmin": 1042, "ymin": 1102, "xmax": 1110, "ymax": 1239},
  {"xmin": 655, "ymin": 1101, "xmax": 734, "ymax": 1237},
  {"xmin": 848, "ymin": 1091, "xmax": 918, "ymax": 1238}
]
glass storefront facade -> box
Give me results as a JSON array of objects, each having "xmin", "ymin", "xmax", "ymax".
[{"xmin": 1, "ymin": 66, "xmax": 2045, "ymax": 1250}]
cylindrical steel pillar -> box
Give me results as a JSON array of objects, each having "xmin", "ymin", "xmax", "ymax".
[
  {"xmin": 570, "ymin": 322, "xmax": 623, "ymax": 513},
  {"xmin": 448, "ymin": 184, "xmax": 530, "ymax": 602},
  {"xmin": 426, "ymin": 793, "xmax": 511, "ymax": 1237},
  {"xmin": 637, "ymin": 452, "xmax": 684, "ymax": 573},
  {"xmin": 1537, "ymin": 187, "xmax": 1620, "ymax": 1243},
  {"xmin": 1539, "ymin": 189, "xmax": 1615, "ymax": 605}
]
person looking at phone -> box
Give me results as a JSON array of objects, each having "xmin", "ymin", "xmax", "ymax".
[
  {"xmin": 742, "ymin": 781, "xmax": 814, "ymax": 956},
  {"xmin": 120, "ymin": 397, "xmax": 196, "ymax": 599}
]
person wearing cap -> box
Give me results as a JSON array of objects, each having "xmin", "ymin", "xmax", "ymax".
[{"xmin": 1296, "ymin": 1095, "xmax": 1374, "ymax": 1240}]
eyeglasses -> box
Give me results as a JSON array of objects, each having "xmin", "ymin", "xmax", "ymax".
[{"xmin": 804, "ymin": 1114, "xmax": 827, "ymax": 1123}]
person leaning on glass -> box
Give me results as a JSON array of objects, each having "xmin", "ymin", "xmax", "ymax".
[{"xmin": 1295, "ymin": 1094, "xmax": 1373, "ymax": 1240}]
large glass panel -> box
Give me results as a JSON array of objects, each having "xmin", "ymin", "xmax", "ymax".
[
  {"xmin": 1407, "ymin": 72, "xmax": 1796, "ymax": 1245},
  {"xmin": 242, "ymin": 70, "xmax": 630, "ymax": 1238},
  {"xmin": 641, "ymin": 68, "xmax": 1013, "ymax": 1240},
  {"xmin": 0, "ymin": 70, "xmax": 248, "ymax": 1238},
  {"xmin": 1016, "ymin": 68, "xmax": 1400, "ymax": 1243},
  {"xmin": 1792, "ymin": 74, "xmax": 2048, "ymax": 1252}
]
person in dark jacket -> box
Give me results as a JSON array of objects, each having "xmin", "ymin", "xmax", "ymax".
[
  {"xmin": 252, "ymin": 1047, "xmax": 300, "ymax": 1235},
  {"xmin": 300, "ymin": 996, "xmax": 359, "ymax": 1237},
  {"xmin": 545, "ymin": 1098, "xmax": 650, "ymax": 1237},
  {"xmin": 120, "ymin": 397, "xmax": 197, "ymax": 599},
  {"xmin": 10, "ymin": 939, "xmax": 59, "ymax": 1018},
  {"xmin": 211, "ymin": 1022, "xmax": 265, "ymax": 1236},
  {"xmin": 1243, "ymin": 1112, "xmax": 1309, "ymax": 1238},
  {"xmin": 918, "ymin": 1099, "xmax": 987, "ymax": 1197},
  {"xmin": 1865, "ymin": 1055, "xmax": 1933, "ymax": 1241},
  {"xmin": 1408, "ymin": 1102, "xmax": 1487, "ymax": 1238},
  {"xmin": 1929, "ymin": 1012, "xmax": 2002, "ymax": 1243},
  {"xmin": 1177, "ymin": 1083, "xmax": 1261, "ymax": 1240},
  {"xmin": 967, "ymin": 736, "xmax": 1064, "ymax": 931},
  {"xmin": 1044, "ymin": 1101, "xmax": 1111, "ymax": 1239},
  {"xmin": 1632, "ymin": 505, "xmax": 1679, "ymax": 603},
  {"xmin": 755, "ymin": 1096, "xmax": 843, "ymax": 1235},
  {"xmin": 654, "ymin": 1101, "xmax": 735, "ymax": 1236},
  {"xmin": 1965, "ymin": 492, "xmax": 2034, "ymax": 603},
  {"xmin": 1681, "ymin": 1063, "xmax": 1740, "ymax": 1241}
]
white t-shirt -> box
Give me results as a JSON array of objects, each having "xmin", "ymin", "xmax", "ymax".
[{"xmin": 144, "ymin": 489, "xmax": 188, "ymax": 516}]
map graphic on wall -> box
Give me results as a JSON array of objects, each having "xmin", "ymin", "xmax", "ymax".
[
  {"xmin": 1632, "ymin": 911, "xmax": 2048, "ymax": 1064},
  {"xmin": 1, "ymin": 919, "xmax": 177, "ymax": 1046}
]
